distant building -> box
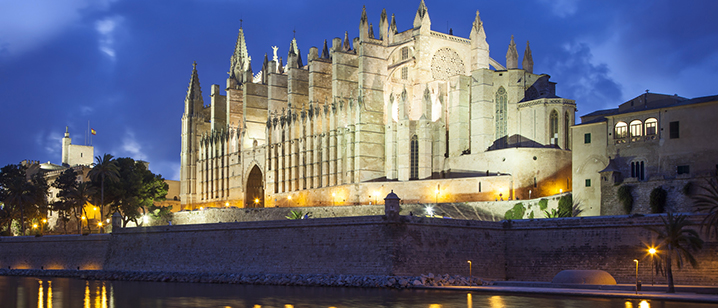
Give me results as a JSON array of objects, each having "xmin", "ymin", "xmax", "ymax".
[
  {"xmin": 571, "ymin": 93, "xmax": 718, "ymax": 215},
  {"xmin": 180, "ymin": 1, "xmax": 576, "ymax": 210}
]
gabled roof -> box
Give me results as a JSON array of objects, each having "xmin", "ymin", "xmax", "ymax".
[{"xmin": 577, "ymin": 93, "xmax": 718, "ymax": 125}]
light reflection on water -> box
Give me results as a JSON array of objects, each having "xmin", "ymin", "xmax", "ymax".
[{"xmin": 0, "ymin": 276, "xmax": 715, "ymax": 308}]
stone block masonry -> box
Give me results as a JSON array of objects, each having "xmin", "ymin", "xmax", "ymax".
[{"xmin": 1, "ymin": 215, "xmax": 716, "ymax": 286}]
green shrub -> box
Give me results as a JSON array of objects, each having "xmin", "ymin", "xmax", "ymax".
[
  {"xmin": 650, "ymin": 187, "xmax": 667, "ymax": 213},
  {"xmin": 504, "ymin": 203, "xmax": 526, "ymax": 220},
  {"xmin": 558, "ymin": 194, "xmax": 573, "ymax": 217},
  {"xmin": 538, "ymin": 199, "xmax": 549, "ymax": 211},
  {"xmin": 618, "ymin": 185, "xmax": 633, "ymax": 214},
  {"xmin": 529, "ymin": 210, "xmax": 535, "ymax": 219},
  {"xmin": 682, "ymin": 182, "xmax": 693, "ymax": 196}
]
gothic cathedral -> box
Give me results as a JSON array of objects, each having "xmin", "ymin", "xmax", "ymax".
[{"xmin": 180, "ymin": 1, "xmax": 575, "ymax": 209}]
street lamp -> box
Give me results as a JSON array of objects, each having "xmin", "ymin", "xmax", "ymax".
[
  {"xmin": 648, "ymin": 247, "xmax": 657, "ymax": 286},
  {"xmin": 467, "ymin": 260, "xmax": 472, "ymax": 277},
  {"xmin": 332, "ymin": 192, "xmax": 336, "ymax": 206},
  {"xmin": 633, "ymin": 259, "xmax": 639, "ymax": 294}
]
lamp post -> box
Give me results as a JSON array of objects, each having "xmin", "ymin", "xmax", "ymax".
[
  {"xmin": 648, "ymin": 248, "xmax": 656, "ymax": 286},
  {"xmin": 633, "ymin": 259, "xmax": 639, "ymax": 294},
  {"xmin": 467, "ymin": 260, "xmax": 472, "ymax": 277}
]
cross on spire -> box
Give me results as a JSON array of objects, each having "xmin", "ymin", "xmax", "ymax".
[{"xmin": 240, "ymin": 19, "xmax": 243, "ymax": 28}]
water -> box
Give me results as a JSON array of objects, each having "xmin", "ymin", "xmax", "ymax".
[{"xmin": 0, "ymin": 276, "xmax": 713, "ymax": 308}]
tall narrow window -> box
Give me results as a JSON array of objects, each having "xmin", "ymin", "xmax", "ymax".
[
  {"xmin": 549, "ymin": 110, "xmax": 558, "ymax": 144},
  {"xmin": 401, "ymin": 66, "xmax": 408, "ymax": 80},
  {"xmin": 495, "ymin": 87, "xmax": 508, "ymax": 148},
  {"xmin": 670, "ymin": 121, "xmax": 680, "ymax": 139},
  {"xmin": 564, "ymin": 111, "xmax": 571, "ymax": 149},
  {"xmin": 645, "ymin": 118, "xmax": 657, "ymax": 135},
  {"xmin": 630, "ymin": 120, "xmax": 643, "ymax": 137},
  {"xmin": 614, "ymin": 122, "xmax": 628, "ymax": 139},
  {"xmin": 401, "ymin": 47, "xmax": 409, "ymax": 60},
  {"xmin": 410, "ymin": 135, "xmax": 419, "ymax": 180},
  {"xmin": 584, "ymin": 133, "xmax": 591, "ymax": 144}
]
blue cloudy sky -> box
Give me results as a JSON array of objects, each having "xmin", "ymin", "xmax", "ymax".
[{"xmin": 1, "ymin": 0, "xmax": 716, "ymax": 180}]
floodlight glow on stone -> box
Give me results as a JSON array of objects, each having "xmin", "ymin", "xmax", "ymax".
[{"xmin": 426, "ymin": 206, "xmax": 434, "ymax": 216}]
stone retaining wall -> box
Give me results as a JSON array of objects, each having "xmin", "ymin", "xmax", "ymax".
[{"xmin": 1, "ymin": 214, "xmax": 716, "ymax": 286}]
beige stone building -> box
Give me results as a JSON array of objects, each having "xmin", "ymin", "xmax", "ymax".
[
  {"xmin": 571, "ymin": 93, "xmax": 718, "ymax": 216},
  {"xmin": 180, "ymin": 1, "xmax": 576, "ymax": 209}
]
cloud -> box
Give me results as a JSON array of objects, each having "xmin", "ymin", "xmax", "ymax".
[
  {"xmin": 116, "ymin": 129, "xmax": 148, "ymax": 161},
  {"xmin": 0, "ymin": 0, "xmax": 117, "ymax": 57},
  {"xmin": 95, "ymin": 16, "xmax": 124, "ymax": 60},
  {"xmin": 36, "ymin": 130, "xmax": 62, "ymax": 160},
  {"xmin": 544, "ymin": 42, "xmax": 622, "ymax": 113},
  {"xmin": 538, "ymin": 0, "xmax": 579, "ymax": 17}
]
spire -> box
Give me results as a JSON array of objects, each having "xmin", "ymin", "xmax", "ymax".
[
  {"xmin": 185, "ymin": 61, "xmax": 204, "ymax": 114},
  {"xmin": 261, "ymin": 53, "xmax": 269, "ymax": 84},
  {"xmin": 470, "ymin": 10, "xmax": 490, "ymax": 70},
  {"xmin": 343, "ymin": 31, "xmax": 351, "ymax": 52},
  {"xmin": 287, "ymin": 37, "xmax": 303, "ymax": 68},
  {"xmin": 321, "ymin": 39, "xmax": 330, "ymax": 59},
  {"xmin": 379, "ymin": 8, "xmax": 388, "ymax": 41},
  {"xmin": 278, "ymin": 56, "xmax": 284, "ymax": 74},
  {"xmin": 506, "ymin": 35, "xmax": 518, "ymax": 69},
  {"xmin": 390, "ymin": 14, "xmax": 397, "ymax": 34},
  {"xmin": 522, "ymin": 40, "xmax": 533, "ymax": 74},
  {"xmin": 229, "ymin": 26, "xmax": 250, "ymax": 85},
  {"xmin": 368, "ymin": 23, "xmax": 375, "ymax": 39},
  {"xmin": 413, "ymin": 0, "xmax": 430, "ymax": 29},
  {"xmin": 360, "ymin": 5, "xmax": 369, "ymax": 41}
]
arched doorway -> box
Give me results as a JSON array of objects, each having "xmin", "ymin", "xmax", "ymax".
[{"xmin": 245, "ymin": 165, "xmax": 264, "ymax": 208}]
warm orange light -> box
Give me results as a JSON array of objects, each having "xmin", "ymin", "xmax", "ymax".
[
  {"xmin": 332, "ymin": 192, "xmax": 336, "ymax": 197},
  {"xmin": 287, "ymin": 195, "xmax": 292, "ymax": 200},
  {"xmin": 94, "ymin": 207, "xmax": 97, "ymax": 211},
  {"xmin": 225, "ymin": 202, "xmax": 229, "ymax": 207},
  {"xmin": 254, "ymin": 198, "xmax": 259, "ymax": 204},
  {"xmin": 435, "ymin": 189, "xmax": 439, "ymax": 194},
  {"xmin": 648, "ymin": 248, "xmax": 656, "ymax": 255},
  {"xmin": 42, "ymin": 219, "xmax": 47, "ymax": 223},
  {"xmin": 81, "ymin": 216, "xmax": 86, "ymax": 220},
  {"xmin": 97, "ymin": 222, "xmax": 103, "ymax": 227},
  {"xmin": 200, "ymin": 207, "xmax": 204, "ymax": 210},
  {"xmin": 32, "ymin": 224, "xmax": 38, "ymax": 229}
]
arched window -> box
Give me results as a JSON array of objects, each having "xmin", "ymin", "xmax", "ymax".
[
  {"xmin": 495, "ymin": 87, "xmax": 508, "ymax": 148},
  {"xmin": 630, "ymin": 120, "xmax": 643, "ymax": 137},
  {"xmin": 410, "ymin": 135, "xmax": 419, "ymax": 180},
  {"xmin": 549, "ymin": 110, "xmax": 558, "ymax": 144},
  {"xmin": 645, "ymin": 118, "xmax": 658, "ymax": 135},
  {"xmin": 614, "ymin": 122, "xmax": 627, "ymax": 139},
  {"xmin": 564, "ymin": 111, "xmax": 570, "ymax": 150}
]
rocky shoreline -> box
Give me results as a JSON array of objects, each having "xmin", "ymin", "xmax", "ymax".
[{"xmin": 0, "ymin": 269, "xmax": 487, "ymax": 289}]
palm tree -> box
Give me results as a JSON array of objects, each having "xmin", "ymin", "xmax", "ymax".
[
  {"xmin": 67, "ymin": 182, "xmax": 96, "ymax": 234},
  {"xmin": 647, "ymin": 213, "xmax": 704, "ymax": 293},
  {"xmin": 88, "ymin": 154, "xmax": 119, "ymax": 226},
  {"xmin": 691, "ymin": 175, "xmax": 718, "ymax": 239}
]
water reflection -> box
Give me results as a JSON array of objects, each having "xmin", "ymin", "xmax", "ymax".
[
  {"xmin": 489, "ymin": 295, "xmax": 505, "ymax": 308},
  {"xmin": 0, "ymin": 276, "xmax": 713, "ymax": 308}
]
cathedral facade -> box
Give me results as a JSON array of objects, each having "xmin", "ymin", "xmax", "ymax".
[{"xmin": 180, "ymin": 1, "xmax": 575, "ymax": 209}]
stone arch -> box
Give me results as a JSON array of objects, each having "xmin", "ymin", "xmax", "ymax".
[{"xmin": 245, "ymin": 164, "xmax": 264, "ymax": 208}]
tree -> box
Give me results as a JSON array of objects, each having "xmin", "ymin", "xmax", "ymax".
[
  {"xmin": 88, "ymin": 154, "xmax": 119, "ymax": 226},
  {"xmin": 51, "ymin": 168, "xmax": 78, "ymax": 234},
  {"xmin": 105, "ymin": 158, "xmax": 168, "ymax": 227},
  {"xmin": 691, "ymin": 175, "xmax": 718, "ymax": 239},
  {"xmin": 647, "ymin": 213, "xmax": 704, "ymax": 293},
  {"xmin": 0, "ymin": 164, "xmax": 48, "ymax": 235},
  {"xmin": 66, "ymin": 182, "xmax": 96, "ymax": 234}
]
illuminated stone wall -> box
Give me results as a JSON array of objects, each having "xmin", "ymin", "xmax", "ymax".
[
  {"xmin": 1, "ymin": 215, "xmax": 716, "ymax": 285},
  {"xmin": 0, "ymin": 234, "xmax": 109, "ymax": 271}
]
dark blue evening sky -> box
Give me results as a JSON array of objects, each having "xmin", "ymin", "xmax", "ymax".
[{"xmin": 1, "ymin": 0, "xmax": 716, "ymax": 180}]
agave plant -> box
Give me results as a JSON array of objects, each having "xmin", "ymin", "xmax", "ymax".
[{"xmin": 286, "ymin": 210, "xmax": 311, "ymax": 220}]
